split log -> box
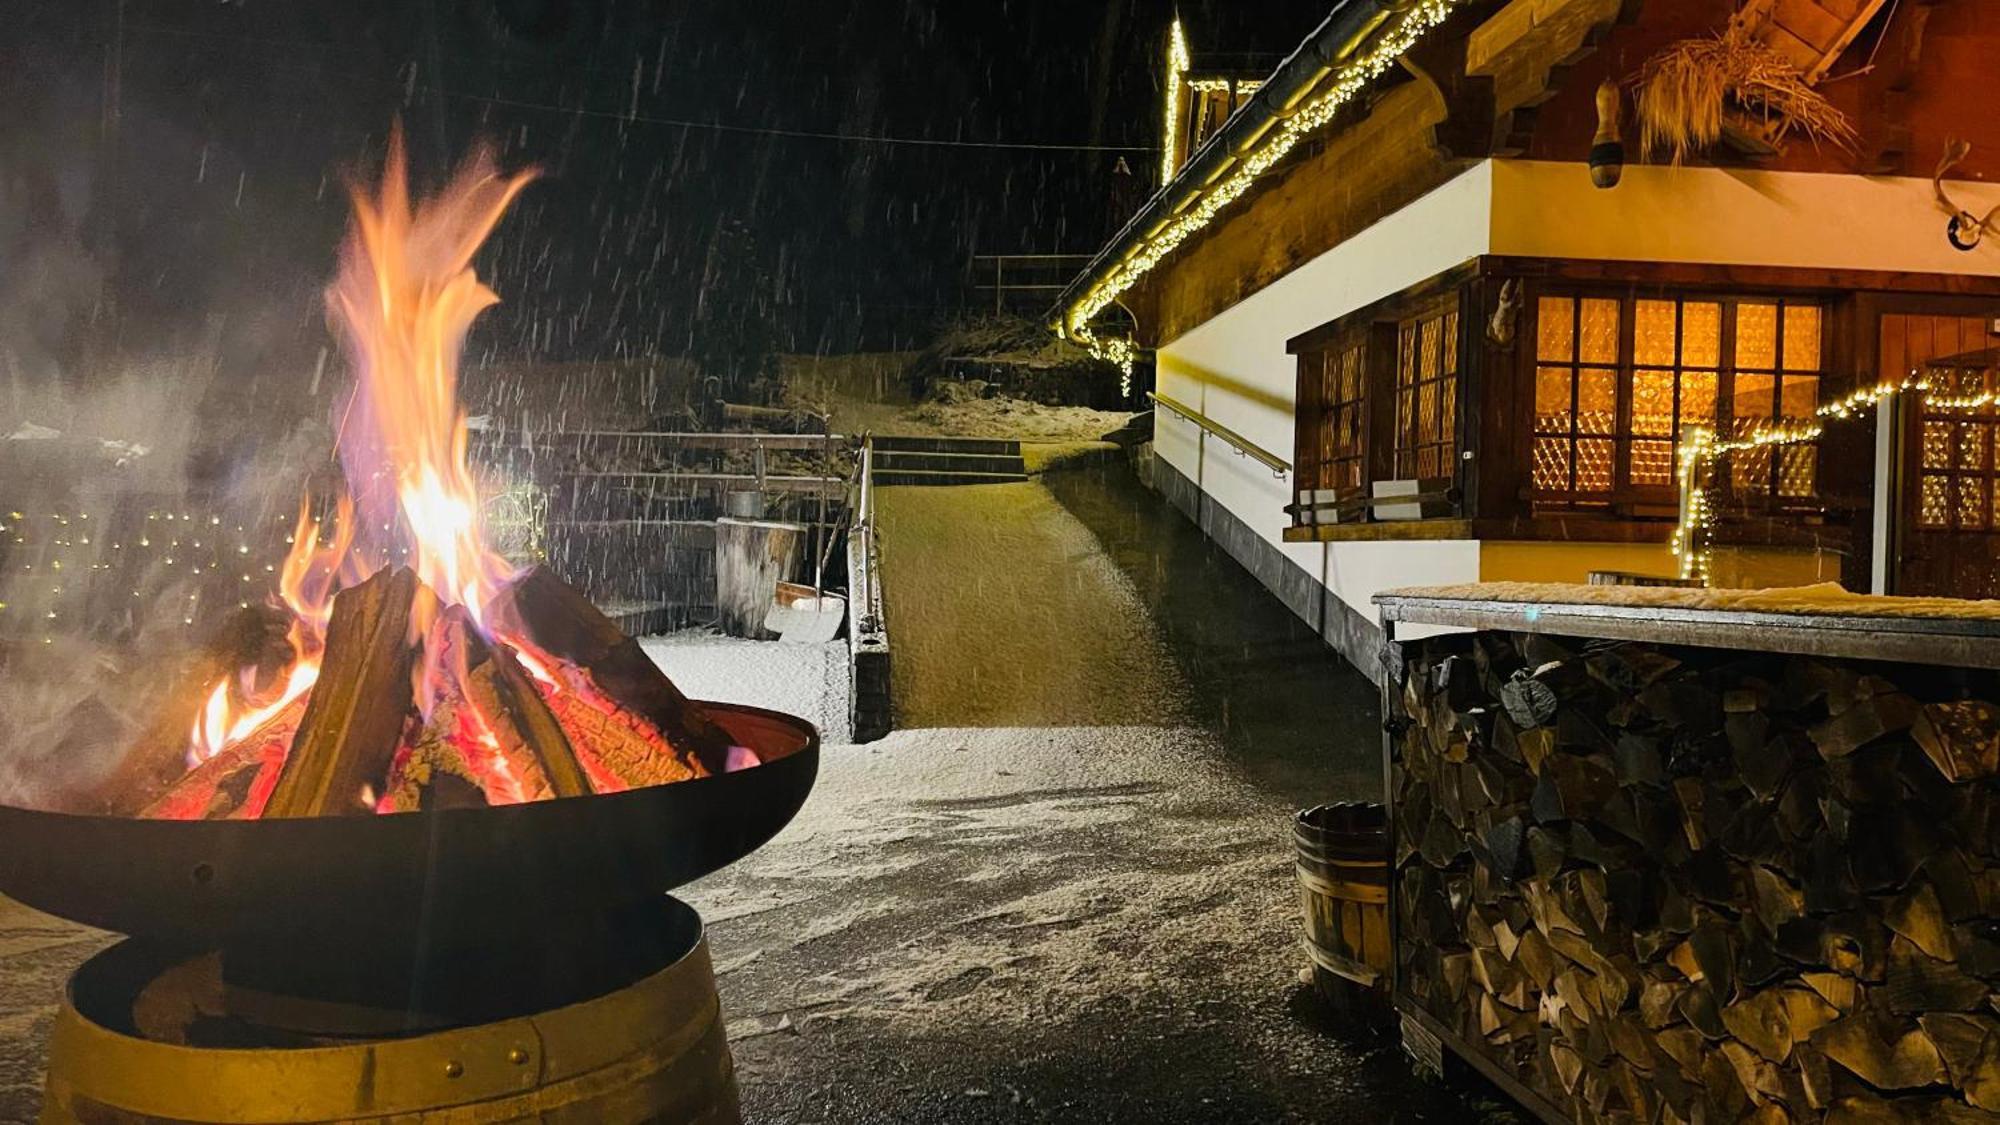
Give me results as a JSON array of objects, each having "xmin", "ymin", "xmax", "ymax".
[
  {"xmin": 141, "ymin": 698, "xmax": 305, "ymax": 820},
  {"xmin": 430, "ymin": 606, "xmax": 590, "ymax": 802},
  {"xmin": 1884, "ymin": 936, "xmax": 1989, "ymax": 1014},
  {"xmin": 1914, "ymin": 702, "xmax": 2000, "ymax": 783},
  {"xmin": 378, "ymin": 696, "xmax": 489, "ymax": 813},
  {"xmin": 1812, "ymin": 1013, "xmax": 1947, "ymax": 1091},
  {"xmin": 485, "ymin": 566, "xmax": 730, "ymax": 775},
  {"xmin": 1919, "ymin": 1013, "xmax": 2000, "ymax": 1112},
  {"xmin": 263, "ymin": 568, "xmax": 424, "ymax": 818}
]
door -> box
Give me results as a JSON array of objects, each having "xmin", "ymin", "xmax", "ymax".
[{"xmin": 1887, "ymin": 313, "xmax": 2000, "ymax": 597}]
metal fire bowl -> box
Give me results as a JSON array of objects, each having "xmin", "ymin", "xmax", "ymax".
[{"xmin": 0, "ymin": 702, "xmax": 817, "ymax": 955}]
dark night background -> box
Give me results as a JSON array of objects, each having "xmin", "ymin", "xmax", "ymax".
[{"xmin": 1, "ymin": 0, "xmax": 1331, "ymax": 426}]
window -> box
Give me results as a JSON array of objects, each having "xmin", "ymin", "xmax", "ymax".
[
  {"xmin": 1305, "ymin": 337, "xmax": 1367, "ymax": 494},
  {"xmin": 1532, "ymin": 293, "xmax": 1824, "ymax": 507},
  {"xmin": 1395, "ymin": 303, "xmax": 1460, "ymax": 480},
  {"xmin": 1728, "ymin": 301, "xmax": 1822, "ymax": 499}
]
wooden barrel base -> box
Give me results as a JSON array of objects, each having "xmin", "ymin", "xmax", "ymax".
[{"xmin": 41, "ymin": 898, "xmax": 739, "ymax": 1124}]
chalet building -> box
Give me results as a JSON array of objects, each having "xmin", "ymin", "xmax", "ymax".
[{"xmin": 1054, "ymin": 0, "xmax": 2000, "ymax": 680}]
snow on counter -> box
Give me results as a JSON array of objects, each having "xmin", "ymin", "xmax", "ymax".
[{"xmin": 1374, "ymin": 582, "xmax": 2000, "ymax": 669}]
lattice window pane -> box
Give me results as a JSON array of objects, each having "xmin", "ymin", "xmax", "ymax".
[
  {"xmin": 1678, "ymin": 302, "xmax": 1719, "ymax": 368},
  {"xmin": 1631, "ymin": 440, "xmax": 1675, "ymax": 487},
  {"xmin": 1780, "ymin": 375, "xmax": 1818, "ymax": 420},
  {"xmin": 1683, "ymin": 371, "xmax": 1718, "ymax": 426},
  {"xmin": 1737, "ymin": 302, "xmax": 1778, "ymax": 370},
  {"xmin": 1577, "ymin": 438, "xmax": 1615, "ymax": 492},
  {"xmin": 1538, "ymin": 297, "xmax": 1575, "ymax": 362},
  {"xmin": 1534, "ymin": 438, "xmax": 1569, "ymax": 491},
  {"xmin": 1578, "ymin": 368, "xmax": 1617, "ymax": 434},
  {"xmin": 1734, "ymin": 447, "xmax": 1772, "ymax": 496},
  {"xmin": 1632, "ymin": 369, "xmax": 1674, "ymax": 436},
  {"xmin": 1783, "ymin": 305, "xmax": 1821, "ymax": 371},
  {"xmin": 1635, "ymin": 300, "xmax": 1677, "ymax": 367},
  {"xmin": 1926, "ymin": 422, "xmax": 1954, "ymax": 469},
  {"xmin": 1779, "ymin": 446, "xmax": 1816, "ymax": 498},
  {"xmin": 1439, "ymin": 378, "xmax": 1457, "ymax": 447},
  {"xmin": 1420, "ymin": 319, "xmax": 1442, "ymax": 380},
  {"xmin": 1443, "ymin": 311, "xmax": 1460, "ymax": 374},
  {"xmin": 1735, "ymin": 373, "xmax": 1776, "ymax": 427},
  {"xmin": 1922, "ymin": 475, "xmax": 1950, "ymax": 527},
  {"xmin": 1536, "ymin": 368, "xmax": 1572, "ymax": 432},
  {"xmin": 1959, "ymin": 476, "xmax": 1988, "ymax": 529},
  {"xmin": 1580, "ymin": 299, "xmax": 1620, "ymax": 364}
]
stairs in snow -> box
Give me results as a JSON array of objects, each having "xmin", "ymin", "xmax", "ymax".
[{"xmin": 870, "ymin": 435, "xmax": 1027, "ymax": 486}]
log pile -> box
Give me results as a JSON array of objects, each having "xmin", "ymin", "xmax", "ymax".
[{"xmin": 1393, "ymin": 630, "xmax": 2000, "ymax": 1123}]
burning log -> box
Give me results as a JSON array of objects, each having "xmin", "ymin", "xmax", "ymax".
[
  {"xmin": 140, "ymin": 698, "xmax": 304, "ymax": 821},
  {"xmin": 487, "ymin": 566, "xmax": 731, "ymax": 776},
  {"xmin": 262, "ymin": 568, "xmax": 424, "ymax": 818}
]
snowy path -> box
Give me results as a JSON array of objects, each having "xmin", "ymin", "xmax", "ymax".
[
  {"xmin": 872, "ymin": 482, "xmax": 1192, "ymax": 730},
  {"xmin": 685, "ymin": 472, "xmax": 1502, "ymax": 1122}
]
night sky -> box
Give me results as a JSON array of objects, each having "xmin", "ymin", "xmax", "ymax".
[{"xmin": 3, "ymin": 0, "xmax": 1333, "ymax": 389}]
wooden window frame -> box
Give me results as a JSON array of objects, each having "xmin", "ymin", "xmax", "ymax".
[
  {"xmin": 1288, "ymin": 290, "xmax": 1465, "ymax": 530},
  {"xmin": 1291, "ymin": 327, "xmax": 1374, "ymax": 525},
  {"xmin": 1529, "ymin": 289, "xmax": 1829, "ymax": 516},
  {"xmin": 1393, "ymin": 297, "xmax": 1462, "ymax": 484}
]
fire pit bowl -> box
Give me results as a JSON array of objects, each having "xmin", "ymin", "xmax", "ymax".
[{"xmin": 0, "ymin": 702, "xmax": 817, "ymax": 955}]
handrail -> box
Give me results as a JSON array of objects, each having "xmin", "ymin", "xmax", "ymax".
[
  {"xmin": 851, "ymin": 435, "xmax": 883, "ymax": 637},
  {"xmin": 1147, "ymin": 391, "xmax": 1290, "ymax": 477}
]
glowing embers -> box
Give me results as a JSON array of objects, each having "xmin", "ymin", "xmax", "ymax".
[{"xmin": 145, "ymin": 563, "xmax": 734, "ymax": 821}]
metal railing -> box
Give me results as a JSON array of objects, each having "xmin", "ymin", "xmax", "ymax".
[
  {"xmin": 1147, "ymin": 391, "xmax": 1290, "ymax": 477},
  {"xmin": 850, "ymin": 435, "xmax": 882, "ymax": 636},
  {"xmin": 967, "ymin": 253, "xmax": 1095, "ymax": 316}
]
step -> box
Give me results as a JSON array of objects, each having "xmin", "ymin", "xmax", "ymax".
[
  {"xmin": 872, "ymin": 450, "xmax": 1027, "ymax": 475},
  {"xmin": 871, "ymin": 434, "xmax": 1021, "ymax": 457},
  {"xmin": 870, "ymin": 469, "xmax": 1029, "ymax": 487}
]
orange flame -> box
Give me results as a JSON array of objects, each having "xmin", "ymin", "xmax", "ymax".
[
  {"xmin": 186, "ymin": 130, "xmax": 537, "ymax": 769},
  {"xmin": 326, "ymin": 129, "xmax": 536, "ymax": 628}
]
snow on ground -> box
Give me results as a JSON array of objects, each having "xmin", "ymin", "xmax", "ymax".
[
  {"xmin": 872, "ymin": 481, "xmax": 1191, "ymax": 730},
  {"xmin": 641, "ymin": 630, "xmax": 851, "ymax": 744}
]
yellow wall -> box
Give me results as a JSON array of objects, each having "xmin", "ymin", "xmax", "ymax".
[{"xmin": 1478, "ymin": 541, "xmax": 1844, "ymax": 589}]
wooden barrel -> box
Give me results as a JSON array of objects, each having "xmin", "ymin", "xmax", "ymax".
[
  {"xmin": 41, "ymin": 900, "xmax": 738, "ymax": 1124},
  {"xmin": 1295, "ymin": 802, "xmax": 1390, "ymax": 994}
]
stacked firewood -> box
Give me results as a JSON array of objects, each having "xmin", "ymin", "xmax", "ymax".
[{"xmin": 1394, "ymin": 629, "xmax": 2000, "ymax": 1123}]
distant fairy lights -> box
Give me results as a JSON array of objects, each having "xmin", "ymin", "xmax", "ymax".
[
  {"xmin": 1672, "ymin": 369, "xmax": 1990, "ymax": 583},
  {"xmin": 1065, "ymin": 0, "xmax": 1462, "ymax": 384}
]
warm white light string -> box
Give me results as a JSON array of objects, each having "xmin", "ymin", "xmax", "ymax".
[
  {"xmin": 1674, "ymin": 367, "xmax": 1994, "ymax": 582},
  {"xmin": 1067, "ymin": 0, "xmax": 1464, "ymax": 387}
]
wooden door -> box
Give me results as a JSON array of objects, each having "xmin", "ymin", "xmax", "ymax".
[{"xmin": 1888, "ymin": 313, "xmax": 2000, "ymax": 597}]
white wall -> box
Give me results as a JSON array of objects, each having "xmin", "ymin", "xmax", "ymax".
[
  {"xmin": 1490, "ymin": 160, "xmax": 2000, "ymax": 276},
  {"xmin": 1155, "ymin": 162, "xmax": 1496, "ymax": 626}
]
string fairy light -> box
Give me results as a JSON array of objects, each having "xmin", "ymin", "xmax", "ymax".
[
  {"xmin": 1185, "ymin": 77, "xmax": 1264, "ymax": 94},
  {"xmin": 1675, "ymin": 366, "xmax": 1998, "ymax": 582},
  {"xmin": 1066, "ymin": 0, "xmax": 1464, "ymax": 381},
  {"xmin": 1160, "ymin": 18, "xmax": 1191, "ymax": 189}
]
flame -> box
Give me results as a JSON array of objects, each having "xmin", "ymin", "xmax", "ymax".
[
  {"xmin": 184, "ymin": 130, "xmax": 538, "ymax": 770},
  {"xmin": 326, "ymin": 129, "xmax": 536, "ymax": 628}
]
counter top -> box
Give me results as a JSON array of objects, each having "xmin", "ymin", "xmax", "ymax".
[{"xmin": 1374, "ymin": 581, "xmax": 2000, "ymax": 668}]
